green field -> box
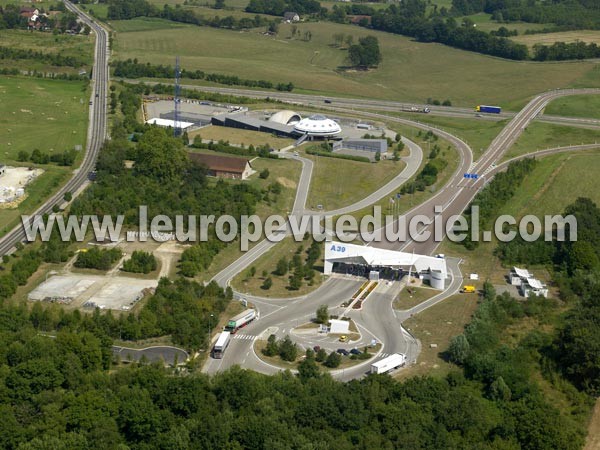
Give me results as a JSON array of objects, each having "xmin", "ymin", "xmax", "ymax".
[
  {"xmin": 0, "ymin": 29, "xmax": 94, "ymax": 74},
  {"xmin": 505, "ymin": 122, "xmax": 600, "ymax": 160},
  {"xmin": 0, "ymin": 77, "xmax": 89, "ymax": 162},
  {"xmin": 545, "ymin": 94, "xmax": 600, "ymax": 120},
  {"xmin": 0, "ymin": 76, "xmax": 89, "ymax": 234},
  {"xmin": 304, "ymin": 149, "xmax": 406, "ymax": 211},
  {"xmin": 110, "ymin": 18, "xmax": 600, "ymax": 108},
  {"xmin": 512, "ymin": 30, "xmax": 600, "ymax": 49},
  {"xmin": 232, "ymin": 235, "xmax": 325, "ymax": 298},
  {"xmin": 462, "ymin": 12, "xmax": 550, "ymax": 34},
  {"xmin": 389, "ymin": 113, "xmax": 508, "ymax": 160}
]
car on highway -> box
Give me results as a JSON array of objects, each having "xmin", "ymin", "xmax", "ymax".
[
  {"xmin": 324, "ymin": 99, "xmax": 332, "ymax": 104},
  {"xmin": 339, "ymin": 335, "xmax": 348, "ymax": 343},
  {"xmin": 350, "ymin": 348, "xmax": 361, "ymax": 355},
  {"xmin": 337, "ymin": 348, "xmax": 349, "ymax": 356}
]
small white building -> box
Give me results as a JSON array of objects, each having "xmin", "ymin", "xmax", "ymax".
[
  {"xmin": 521, "ymin": 278, "xmax": 549, "ymax": 298},
  {"xmin": 329, "ymin": 319, "xmax": 350, "ymax": 335},
  {"xmin": 508, "ymin": 266, "xmax": 548, "ymax": 298},
  {"xmin": 509, "ymin": 267, "xmax": 532, "ymax": 286}
]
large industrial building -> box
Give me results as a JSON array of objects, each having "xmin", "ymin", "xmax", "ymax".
[{"xmin": 324, "ymin": 241, "xmax": 448, "ymax": 289}]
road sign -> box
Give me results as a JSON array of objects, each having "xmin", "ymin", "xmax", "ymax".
[
  {"xmin": 396, "ymin": 193, "xmax": 401, "ymax": 199},
  {"xmin": 464, "ymin": 173, "xmax": 479, "ymax": 179}
]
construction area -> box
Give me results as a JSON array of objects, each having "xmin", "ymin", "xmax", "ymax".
[
  {"xmin": 27, "ymin": 240, "xmax": 185, "ymax": 311},
  {"xmin": 0, "ymin": 166, "xmax": 43, "ymax": 207}
]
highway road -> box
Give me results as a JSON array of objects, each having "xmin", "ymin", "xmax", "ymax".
[
  {"xmin": 0, "ymin": 1, "xmax": 109, "ymax": 257},
  {"xmin": 126, "ymin": 79, "xmax": 600, "ymax": 130}
]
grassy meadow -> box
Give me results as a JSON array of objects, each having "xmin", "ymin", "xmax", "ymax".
[
  {"xmin": 0, "ymin": 76, "xmax": 89, "ymax": 235},
  {"xmin": 109, "ymin": 18, "xmax": 600, "ymax": 108},
  {"xmin": 304, "ymin": 149, "xmax": 406, "ymax": 211},
  {"xmin": 505, "ymin": 122, "xmax": 600, "ymax": 160},
  {"xmin": 545, "ymin": 94, "xmax": 600, "ymax": 120}
]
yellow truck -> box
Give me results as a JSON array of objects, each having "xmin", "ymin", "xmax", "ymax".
[{"xmin": 461, "ymin": 285, "xmax": 476, "ymax": 294}]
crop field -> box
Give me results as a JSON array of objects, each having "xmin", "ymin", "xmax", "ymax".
[
  {"xmin": 545, "ymin": 94, "xmax": 600, "ymax": 120},
  {"xmin": 504, "ymin": 122, "xmax": 600, "ymax": 160},
  {"xmin": 110, "ymin": 18, "xmax": 600, "ymax": 108},
  {"xmin": 512, "ymin": 30, "xmax": 600, "ymax": 49}
]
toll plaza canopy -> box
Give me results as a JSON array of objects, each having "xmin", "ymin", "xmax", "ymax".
[{"xmin": 324, "ymin": 241, "xmax": 447, "ymax": 280}]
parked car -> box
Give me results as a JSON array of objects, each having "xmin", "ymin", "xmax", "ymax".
[
  {"xmin": 313, "ymin": 345, "xmax": 321, "ymax": 353},
  {"xmin": 339, "ymin": 335, "xmax": 348, "ymax": 343},
  {"xmin": 337, "ymin": 348, "xmax": 349, "ymax": 356},
  {"xmin": 350, "ymin": 348, "xmax": 361, "ymax": 355}
]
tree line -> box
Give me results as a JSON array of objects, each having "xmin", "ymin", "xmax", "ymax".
[
  {"xmin": 112, "ymin": 58, "xmax": 294, "ymax": 91},
  {"xmin": 190, "ymin": 137, "xmax": 279, "ymax": 159},
  {"xmin": 246, "ymin": 0, "xmax": 322, "ymax": 16},
  {"xmin": 0, "ymin": 46, "xmax": 87, "ymax": 68},
  {"xmin": 452, "ymin": 0, "xmax": 600, "ymax": 30},
  {"xmin": 106, "ymin": 0, "xmax": 275, "ymax": 31},
  {"xmin": 460, "ymin": 158, "xmax": 538, "ymax": 249}
]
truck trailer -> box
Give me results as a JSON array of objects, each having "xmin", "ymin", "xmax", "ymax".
[
  {"xmin": 370, "ymin": 353, "xmax": 406, "ymax": 374},
  {"xmin": 211, "ymin": 331, "xmax": 231, "ymax": 359},
  {"xmin": 475, "ymin": 105, "xmax": 502, "ymax": 114},
  {"xmin": 224, "ymin": 309, "xmax": 257, "ymax": 334}
]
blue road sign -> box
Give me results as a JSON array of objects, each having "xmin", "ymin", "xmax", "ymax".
[{"xmin": 396, "ymin": 193, "xmax": 402, "ymax": 198}]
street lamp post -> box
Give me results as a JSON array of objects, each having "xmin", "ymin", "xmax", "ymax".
[{"xmin": 208, "ymin": 313, "xmax": 214, "ymax": 345}]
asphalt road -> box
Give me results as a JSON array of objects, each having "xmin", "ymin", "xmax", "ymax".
[
  {"xmin": 0, "ymin": 1, "xmax": 109, "ymax": 257},
  {"xmin": 125, "ymin": 80, "xmax": 600, "ymax": 130}
]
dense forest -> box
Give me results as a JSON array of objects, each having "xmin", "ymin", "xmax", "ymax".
[{"xmin": 0, "ymin": 274, "xmax": 591, "ymax": 449}]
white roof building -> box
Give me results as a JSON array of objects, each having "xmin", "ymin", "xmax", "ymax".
[
  {"xmin": 145, "ymin": 118, "xmax": 194, "ymax": 130},
  {"xmin": 324, "ymin": 241, "xmax": 448, "ymax": 289},
  {"xmin": 509, "ymin": 267, "xmax": 548, "ymax": 297},
  {"xmin": 293, "ymin": 114, "xmax": 341, "ymax": 137}
]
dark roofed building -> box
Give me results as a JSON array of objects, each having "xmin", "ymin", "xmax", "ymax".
[
  {"xmin": 189, "ymin": 153, "xmax": 254, "ymax": 180},
  {"xmin": 283, "ymin": 12, "xmax": 300, "ymax": 22}
]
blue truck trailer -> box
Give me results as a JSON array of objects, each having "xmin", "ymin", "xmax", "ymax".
[{"xmin": 476, "ymin": 105, "xmax": 502, "ymax": 114}]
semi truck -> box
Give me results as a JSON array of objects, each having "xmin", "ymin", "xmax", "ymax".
[
  {"xmin": 211, "ymin": 331, "xmax": 231, "ymax": 359},
  {"xmin": 475, "ymin": 105, "xmax": 502, "ymax": 114},
  {"xmin": 370, "ymin": 353, "xmax": 406, "ymax": 374},
  {"xmin": 403, "ymin": 106, "xmax": 430, "ymax": 113},
  {"xmin": 224, "ymin": 309, "xmax": 257, "ymax": 334}
]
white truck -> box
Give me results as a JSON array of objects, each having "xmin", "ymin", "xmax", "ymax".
[
  {"xmin": 224, "ymin": 309, "xmax": 257, "ymax": 334},
  {"xmin": 211, "ymin": 331, "xmax": 231, "ymax": 359},
  {"xmin": 370, "ymin": 353, "xmax": 406, "ymax": 374}
]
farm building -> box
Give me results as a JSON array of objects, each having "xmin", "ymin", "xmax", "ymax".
[
  {"xmin": 189, "ymin": 153, "xmax": 254, "ymax": 180},
  {"xmin": 283, "ymin": 12, "xmax": 300, "ymax": 22}
]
